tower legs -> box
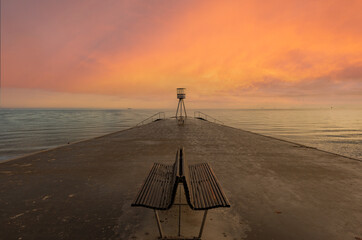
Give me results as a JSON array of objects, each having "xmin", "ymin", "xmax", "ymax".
[{"xmin": 176, "ymin": 99, "xmax": 187, "ymax": 119}]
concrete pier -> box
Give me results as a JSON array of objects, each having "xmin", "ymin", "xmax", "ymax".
[{"xmin": 0, "ymin": 119, "xmax": 361, "ymax": 240}]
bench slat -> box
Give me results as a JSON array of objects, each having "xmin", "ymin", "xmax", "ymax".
[
  {"xmin": 192, "ymin": 164, "xmax": 210, "ymax": 208},
  {"xmin": 132, "ymin": 163, "xmax": 175, "ymax": 210},
  {"xmin": 189, "ymin": 165, "xmax": 200, "ymax": 208},
  {"xmin": 151, "ymin": 164, "xmax": 169, "ymax": 207},
  {"xmin": 200, "ymin": 164, "xmax": 217, "ymax": 207},
  {"xmin": 199, "ymin": 164, "xmax": 219, "ymax": 207},
  {"xmin": 205, "ymin": 163, "xmax": 229, "ymax": 206},
  {"xmin": 144, "ymin": 164, "xmax": 159, "ymax": 206},
  {"xmin": 188, "ymin": 163, "xmax": 230, "ymax": 209},
  {"xmin": 135, "ymin": 163, "xmax": 159, "ymax": 206}
]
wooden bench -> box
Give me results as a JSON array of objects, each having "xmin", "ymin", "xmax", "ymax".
[{"xmin": 132, "ymin": 148, "xmax": 230, "ymax": 239}]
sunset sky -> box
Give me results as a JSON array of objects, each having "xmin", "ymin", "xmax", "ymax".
[{"xmin": 1, "ymin": 0, "xmax": 362, "ymax": 108}]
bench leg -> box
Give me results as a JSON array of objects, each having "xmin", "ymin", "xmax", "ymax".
[
  {"xmin": 154, "ymin": 210, "xmax": 164, "ymax": 239},
  {"xmin": 198, "ymin": 210, "xmax": 208, "ymax": 239},
  {"xmin": 178, "ymin": 184, "xmax": 182, "ymax": 237}
]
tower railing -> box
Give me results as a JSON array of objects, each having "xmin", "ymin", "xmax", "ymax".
[
  {"xmin": 194, "ymin": 111, "xmax": 224, "ymax": 125},
  {"xmin": 136, "ymin": 112, "xmax": 166, "ymax": 126}
]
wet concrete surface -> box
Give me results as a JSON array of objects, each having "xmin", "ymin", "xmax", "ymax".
[{"xmin": 0, "ymin": 118, "xmax": 361, "ymax": 240}]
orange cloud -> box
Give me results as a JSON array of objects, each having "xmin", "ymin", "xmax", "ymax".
[{"xmin": 2, "ymin": 0, "xmax": 362, "ymax": 108}]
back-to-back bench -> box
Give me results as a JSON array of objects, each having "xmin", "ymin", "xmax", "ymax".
[{"xmin": 132, "ymin": 147, "xmax": 230, "ymax": 239}]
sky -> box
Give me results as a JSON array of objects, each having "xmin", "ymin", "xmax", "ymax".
[{"xmin": 1, "ymin": 0, "xmax": 362, "ymax": 109}]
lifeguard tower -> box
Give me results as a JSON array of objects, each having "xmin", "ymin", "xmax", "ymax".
[{"xmin": 176, "ymin": 88, "xmax": 187, "ymax": 123}]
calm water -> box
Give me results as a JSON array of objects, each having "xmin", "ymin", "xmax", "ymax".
[
  {"xmin": 0, "ymin": 109, "xmax": 161, "ymax": 162},
  {"xmin": 201, "ymin": 108, "xmax": 362, "ymax": 160},
  {"xmin": 0, "ymin": 108, "xmax": 361, "ymax": 162}
]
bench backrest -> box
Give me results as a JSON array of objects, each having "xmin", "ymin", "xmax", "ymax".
[
  {"xmin": 176, "ymin": 147, "xmax": 189, "ymax": 181},
  {"xmin": 167, "ymin": 147, "xmax": 191, "ymax": 208},
  {"xmin": 166, "ymin": 148, "xmax": 182, "ymax": 209},
  {"xmin": 177, "ymin": 148, "xmax": 194, "ymax": 208}
]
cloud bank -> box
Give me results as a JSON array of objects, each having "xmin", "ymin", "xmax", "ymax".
[{"xmin": 2, "ymin": 0, "xmax": 362, "ymax": 108}]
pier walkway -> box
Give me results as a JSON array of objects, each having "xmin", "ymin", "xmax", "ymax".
[{"xmin": 0, "ymin": 119, "xmax": 361, "ymax": 239}]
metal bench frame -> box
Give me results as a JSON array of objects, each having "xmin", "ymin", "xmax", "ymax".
[
  {"xmin": 132, "ymin": 148, "xmax": 230, "ymax": 239},
  {"xmin": 153, "ymin": 185, "xmax": 209, "ymax": 240}
]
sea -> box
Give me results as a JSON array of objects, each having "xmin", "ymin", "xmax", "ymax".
[{"xmin": 0, "ymin": 108, "xmax": 361, "ymax": 162}]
